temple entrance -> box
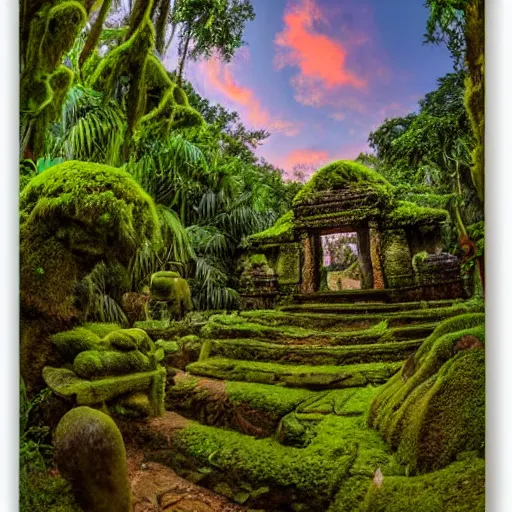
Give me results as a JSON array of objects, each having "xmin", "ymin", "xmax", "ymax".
[
  {"xmin": 300, "ymin": 226, "xmax": 374, "ymax": 294},
  {"xmin": 319, "ymin": 232, "xmax": 361, "ymax": 291}
]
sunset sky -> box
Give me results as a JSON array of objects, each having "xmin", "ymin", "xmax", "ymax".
[{"xmin": 176, "ymin": 0, "xmax": 453, "ymax": 178}]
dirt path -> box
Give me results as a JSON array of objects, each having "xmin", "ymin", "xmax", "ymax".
[
  {"xmin": 125, "ymin": 413, "xmax": 247, "ymax": 512},
  {"xmin": 127, "ymin": 447, "xmax": 247, "ymax": 512}
]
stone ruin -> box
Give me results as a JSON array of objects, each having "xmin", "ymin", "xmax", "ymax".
[{"xmin": 239, "ymin": 160, "xmax": 465, "ymax": 308}]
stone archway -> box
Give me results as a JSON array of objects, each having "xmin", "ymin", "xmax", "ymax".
[{"xmin": 300, "ymin": 225, "xmax": 375, "ymax": 294}]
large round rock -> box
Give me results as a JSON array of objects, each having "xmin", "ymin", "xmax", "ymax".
[{"xmin": 54, "ymin": 406, "xmax": 132, "ymax": 512}]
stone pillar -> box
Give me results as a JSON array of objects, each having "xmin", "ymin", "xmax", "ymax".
[
  {"xmin": 300, "ymin": 232, "xmax": 318, "ymax": 294},
  {"xmin": 380, "ymin": 229, "xmax": 415, "ymax": 288},
  {"xmin": 357, "ymin": 227, "xmax": 374, "ymax": 289},
  {"xmin": 369, "ymin": 222, "xmax": 385, "ymax": 289}
]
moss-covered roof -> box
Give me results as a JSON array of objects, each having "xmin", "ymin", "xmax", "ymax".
[
  {"xmin": 384, "ymin": 201, "xmax": 449, "ymax": 228},
  {"xmin": 247, "ymin": 210, "xmax": 295, "ymax": 245},
  {"xmin": 293, "ymin": 160, "xmax": 393, "ymax": 206}
]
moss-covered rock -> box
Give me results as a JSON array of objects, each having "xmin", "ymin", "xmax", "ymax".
[
  {"xmin": 54, "ymin": 407, "xmax": 131, "ymax": 512},
  {"xmin": 383, "ymin": 201, "xmax": 449, "ymax": 229},
  {"xmin": 369, "ymin": 313, "xmax": 485, "ymax": 474},
  {"xmin": 149, "ymin": 271, "xmax": 193, "ymax": 319},
  {"xmin": 43, "ymin": 366, "xmax": 166, "ymax": 415},
  {"xmin": 73, "ymin": 349, "xmax": 153, "ymax": 379},
  {"xmin": 105, "ymin": 327, "xmax": 154, "ymax": 352},
  {"xmin": 52, "ymin": 327, "xmax": 107, "ymax": 361},
  {"xmin": 20, "ymin": 161, "xmax": 160, "ymax": 394}
]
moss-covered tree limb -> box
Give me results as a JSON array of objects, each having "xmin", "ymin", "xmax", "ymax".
[{"xmin": 20, "ymin": 1, "xmax": 88, "ymax": 159}]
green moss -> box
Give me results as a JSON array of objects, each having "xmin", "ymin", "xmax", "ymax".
[
  {"xmin": 104, "ymin": 328, "xmax": 154, "ymax": 352},
  {"xmin": 204, "ymin": 337, "xmax": 421, "ymax": 366},
  {"xmin": 201, "ymin": 314, "xmax": 435, "ymax": 346},
  {"xmin": 239, "ymin": 302, "xmax": 481, "ymax": 331},
  {"xmin": 73, "ymin": 349, "xmax": 153, "ymax": 379},
  {"xmin": 396, "ymin": 349, "xmax": 484, "ymax": 473},
  {"xmin": 360, "ymin": 458, "xmax": 484, "ymax": 512},
  {"xmin": 369, "ymin": 313, "xmax": 485, "ymax": 473},
  {"xmin": 380, "ymin": 229, "xmax": 414, "ymax": 288},
  {"xmin": 20, "ymin": 160, "xmax": 162, "ymax": 392},
  {"xmin": 248, "ymin": 210, "xmax": 295, "ymax": 245},
  {"xmin": 293, "ymin": 160, "xmax": 393, "ymax": 206},
  {"xmin": 248, "ymin": 254, "xmax": 268, "ymax": 266},
  {"xmin": 20, "ymin": 161, "xmax": 160, "ymax": 248},
  {"xmin": 384, "ymin": 201, "xmax": 449, "ymax": 228},
  {"xmin": 82, "ymin": 322, "xmax": 122, "ymax": 338},
  {"xmin": 52, "ymin": 327, "xmax": 107, "ymax": 361},
  {"xmin": 226, "ymin": 382, "xmax": 315, "ymax": 417},
  {"xmin": 150, "ymin": 271, "xmax": 182, "ymax": 298},
  {"xmin": 20, "ymin": 470, "xmax": 81, "ymax": 512},
  {"xmin": 187, "ymin": 358, "xmax": 402, "ymax": 389},
  {"xmin": 155, "ymin": 340, "xmax": 179, "ymax": 353},
  {"xmin": 43, "ymin": 366, "xmax": 165, "ymax": 414},
  {"xmin": 54, "ymin": 406, "xmax": 131, "ymax": 512},
  {"xmin": 20, "ymin": 1, "xmax": 87, "ymax": 159},
  {"xmin": 168, "ymin": 413, "xmax": 392, "ymax": 510},
  {"xmin": 276, "ymin": 243, "xmax": 301, "ymax": 285}
]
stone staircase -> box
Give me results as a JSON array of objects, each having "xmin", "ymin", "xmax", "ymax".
[{"xmin": 128, "ymin": 298, "xmax": 482, "ymax": 511}]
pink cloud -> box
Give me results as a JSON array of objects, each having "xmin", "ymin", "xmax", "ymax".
[
  {"xmin": 275, "ymin": 0, "xmax": 367, "ymax": 107},
  {"xmin": 281, "ymin": 148, "xmax": 330, "ymax": 170},
  {"xmin": 198, "ymin": 57, "xmax": 301, "ymax": 136}
]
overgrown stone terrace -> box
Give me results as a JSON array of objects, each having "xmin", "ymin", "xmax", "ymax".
[{"xmin": 23, "ymin": 160, "xmax": 484, "ymax": 511}]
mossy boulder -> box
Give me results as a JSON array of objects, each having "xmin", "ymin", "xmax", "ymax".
[
  {"xmin": 369, "ymin": 313, "xmax": 485, "ymax": 474},
  {"xmin": 149, "ymin": 271, "xmax": 193, "ymax": 319},
  {"xmin": 20, "ymin": 160, "xmax": 160, "ymax": 394},
  {"xmin": 54, "ymin": 407, "xmax": 131, "ymax": 512},
  {"xmin": 105, "ymin": 327, "xmax": 154, "ymax": 352},
  {"xmin": 73, "ymin": 349, "xmax": 153, "ymax": 379}
]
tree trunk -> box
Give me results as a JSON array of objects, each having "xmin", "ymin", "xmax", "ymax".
[
  {"xmin": 177, "ymin": 26, "xmax": 191, "ymax": 86},
  {"xmin": 155, "ymin": 0, "xmax": 172, "ymax": 54},
  {"xmin": 79, "ymin": 0, "xmax": 113, "ymax": 70}
]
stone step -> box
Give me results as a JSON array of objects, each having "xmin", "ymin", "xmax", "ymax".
[
  {"xmin": 202, "ymin": 316, "xmax": 438, "ymax": 344},
  {"xmin": 280, "ymin": 299, "xmax": 457, "ymax": 314},
  {"xmin": 165, "ymin": 372, "xmax": 316, "ymax": 437},
  {"xmin": 292, "ymin": 290, "xmax": 393, "ymax": 303},
  {"xmin": 186, "ymin": 358, "xmax": 402, "ymax": 389},
  {"xmin": 127, "ymin": 409, "xmax": 392, "ymax": 510},
  {"xmin": 201, "ymin": 338, "xmax": 422, "ymax": 366},
  {"xmin": 239, "ymin": 304, "xmax": 480, "ymax": 330}
]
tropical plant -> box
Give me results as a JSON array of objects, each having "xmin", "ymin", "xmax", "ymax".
[{"xmin": 47, "ymin": 84, "xmax": 126, "ymax": 166}]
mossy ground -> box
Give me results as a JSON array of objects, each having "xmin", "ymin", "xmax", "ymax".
[
  {"xmin": 160, "ymin": 412, "xmax": 393, "ymax": 510},
  {"xmin": 33, "ymin": 297, "xmax": 484, "ymax": 510}
]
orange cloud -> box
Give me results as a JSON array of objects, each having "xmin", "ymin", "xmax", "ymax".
[
  {"xmin": 199, "ymin": 57, "xmax": 301, "ymax": 136},
  {"xmin": 275, "ymin": 0, "xmax": 367, "ymax": 106}
]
